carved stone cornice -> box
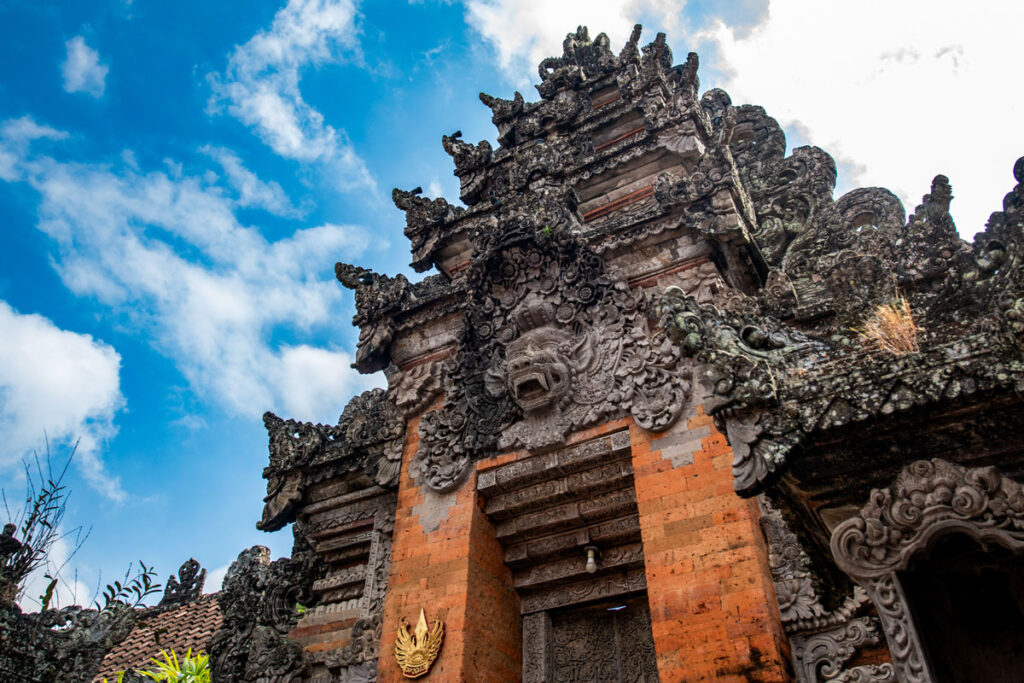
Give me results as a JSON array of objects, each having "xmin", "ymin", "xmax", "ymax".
[
  {"xmin": 259, "ymin": 389, "xmax": 405, "ymax": 532},
  {"xmin": 656, "ymin": 157, "xmax": 1024, "ymax": 496}
]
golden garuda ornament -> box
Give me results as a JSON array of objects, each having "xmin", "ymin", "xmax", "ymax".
[{"xmin": 395, "ymin": 607, "xmax": 444, "ymax": 678}]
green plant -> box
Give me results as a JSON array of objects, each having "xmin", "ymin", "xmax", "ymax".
[
  {"xmin": 0, "ymin": 442, "xmax": 88, "ymax": 608},
  {"xmin": 94, "ymin": 560, "xmax": 162, "ymax": 612},
  {"xmin": 2, "ymin": 441, "xmax": 162, "ymax": 611},
  {"xmin": 139, "ymin": 649, "xmax": 211, "ymax": 683}
]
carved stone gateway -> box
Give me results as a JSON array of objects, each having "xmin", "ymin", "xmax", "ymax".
[
  {"xmin": 224, "ymin": 20, "xmax": 1024, "ymax": 683},
  {"xmin": 4, "ymin": 18, "xmax": 1024, "ymax": 683}
]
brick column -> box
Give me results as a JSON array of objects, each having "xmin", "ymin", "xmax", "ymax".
[
  {"xmin": 630, "ymin": 407, "xmax": 792, "ymax": 682},
  {"xmin": 377, "ymin": 411, "xmax": 521, "ymax": 682}
]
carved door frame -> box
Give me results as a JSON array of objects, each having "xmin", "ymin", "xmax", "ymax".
[{"xmin": 830, "ymin": 458, "xmax": 1024, "ymax": 683}]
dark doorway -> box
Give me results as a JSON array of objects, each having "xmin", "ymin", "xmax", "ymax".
[
  {"xmin": 900, "ymin": 533, "xmax": 1024, "ymax": 682},
  {"xmin": 549, "ymin": 596, "xmax": 659, "ymax": 682}
]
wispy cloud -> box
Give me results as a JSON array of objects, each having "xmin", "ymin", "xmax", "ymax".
[
  {"xmin": 208, "ymin": 0, "xmax": 375, "ymax": 192},
  {"xmin": 0, "ymin": 301, "xmax": 126, "ymax": 502},
  {"xmin": 61, "ymin": 36, "xmax": 109, "ymax": 98},
  {"xmin": 2, "ymin": 116, "xmax": 377, "ymax": 425},
  {"xmin": 201, "ymin": 145, "xmax": 305, "ymax": 217}
]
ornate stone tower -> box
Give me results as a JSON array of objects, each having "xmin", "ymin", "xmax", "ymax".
[{"xmin": 212, "ymin": 23, "xmax": 1024, "ymax": 683}]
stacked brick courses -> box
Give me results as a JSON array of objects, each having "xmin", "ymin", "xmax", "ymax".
[
  {"xmin": 377, "ymin": 409, "xmax": 521, "ymax": 683},
  {"xmin": 631, "ymin": 406, "xmax": 791, "ymax": 681}
]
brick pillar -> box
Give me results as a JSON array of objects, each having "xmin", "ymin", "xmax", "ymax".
[
  {"xmin": 630, "ymin": 407, "xmax": 792, "ymax": 682},
  {"xmin": 378, "ymin": 411, "xmax": 521, "ymax": 682}
]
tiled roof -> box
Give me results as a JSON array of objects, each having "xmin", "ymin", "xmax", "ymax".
[{"xmin": 93, "ymin": 595, "xmax": 222, "ymax": 682}]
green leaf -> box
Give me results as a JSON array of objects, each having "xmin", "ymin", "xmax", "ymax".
[{"xmin": 39, "ymin": 576, "xmax": 57, "ymax": 611}]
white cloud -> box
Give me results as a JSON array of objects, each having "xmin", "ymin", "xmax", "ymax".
[
  {"xmin": 0, "ymin": 301, "xmax": 126, "ymax": 501},
  {"xmin": 701, "ymin": 1, "xmax": 1024, "ymax": 235},
  {"xmin": 205, "ymin": 563, "xmax": 229, "ymax": 593},
  {"xmin": 3, "ymin": 117, "xmax": 375, "ymax": 426},
  {"xmin": 61, "ymin": 36, "xmax": 109, "ymax": 98},
  {"xmin": 201, "ymin": 145, "xmax": 303, "ymax": 217},
  {"xmin": 208, "ymin": 0, "xmax": 375, "ymax": 191},
  {"xmin": 0, "ymin": 117, "xmax": 68, "ymax": 181},
  {"xmin": 276, "ymin": 344, "xmax": 384, "ymax": 418}
]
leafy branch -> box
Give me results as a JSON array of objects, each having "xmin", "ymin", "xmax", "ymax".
[{"xmin": 94, "ymin": 561, "xmax": 162, "ymax": 612}]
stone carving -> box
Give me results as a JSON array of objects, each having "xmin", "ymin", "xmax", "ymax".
[
  {"xmin": 0, "ymin": 603, "xmax": 137, "ymax": 683},
  {"xmin": 831, "ymin": 664, "xmax": 896, "ymax": 682},
  {"xmin": 522, "ymin": 612, "xmax": 553, "ymax": 683},
  {"xmin": 831, "ymin": 459, "xmax": 1024, "ymax": 683},
  {"xmin": 415, "ymin": 226, "xmax": 690, "ymax": 491},
  {"xmin": 549, "ymin": 599, "xmax": 659, "ymax": 683},
  {"xmin": 314, "ymin": 495, "xmax": 395, "ymax": 680},
  {"xmin": 387, "ymin": 361, "xmax": 443, "ymax": 419},
  {"xmin": 659, "ymin": 286, "xmax": 822, "ymax": 493},
  {"xmin": 158, "ymin": 558, "xmax": 206, "ymax": 609},
  {"xmin": 442, "ymin": 131, "xmax": 492, "ymax": 206},
  {"xmin": 209, "ymin": 532, "xmax": 323, "ymax": 683},
  {"xmin": 260, "ymin": 389, "xmax": 405, "ymax": 530},
  {"xmin": 337, "ymin": 262, "xmax": 412, "ymax": 372},
  {"xmin": 654, "ymin": 156, "xmax": 1024, "ymax": 496},
  {"xmin": 520, "ymin": 567, "xmax": 647, "ymax": 614},
  {"xmin": 326, "ymin": 613, "xmax": 382, "ymax": 676},
  {"xmin": 760, "ymin": 499, "xmax": 869, "ymax": 631},
  {"xmin": 790, "ymin": 617, "xmax": 883, "ymax": 683}
]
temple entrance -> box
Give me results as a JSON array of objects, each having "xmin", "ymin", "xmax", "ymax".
[
  {"xmin": 549, "ymin": 596, "xmax": 659, "ymax": 683},
  {"xmin": 901, "ymin": 533, "xmax": 1024, "ymax": 682}
]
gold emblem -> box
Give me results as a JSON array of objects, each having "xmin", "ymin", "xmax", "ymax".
[{"xmin": 395, "ymin": 607, "xmax": 444, "ymax": 678}]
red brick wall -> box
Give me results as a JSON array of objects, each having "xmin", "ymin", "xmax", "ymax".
[
  {"xmin": 375, "ymin": 405, "xmax": 790, "ymax": 681},
  {"xmin": 631, "ymin": 406, "xmax": 792, "ymax": 682},
  {"xmin": 377, "ymin": 410, "xmax": 521, "ymax": 683}
]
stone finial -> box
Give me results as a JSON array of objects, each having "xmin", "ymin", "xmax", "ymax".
[{"xmin": 158, "ymin": 558, "xmax": 206, "ymax": 608}]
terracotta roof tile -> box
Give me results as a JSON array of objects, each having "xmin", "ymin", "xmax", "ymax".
[{"xmin": 93, "ymin": 595, "xmax": 222, "ymax": 682}]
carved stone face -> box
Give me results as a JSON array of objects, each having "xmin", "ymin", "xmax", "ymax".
[{"xmin": 505, "ymin": 326, "xmax": 571, "ymax": 413}]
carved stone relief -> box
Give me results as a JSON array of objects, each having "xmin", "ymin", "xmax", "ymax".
[
  {"xmin": 209, "ymin": 535, "xmax": 322, "ymax": 683},
  {"xmin": 759, "ymin": 498, "xmax": 867, "ymax": 631},
  {"xmin": 831, "ymin": 459, "xmax": 1024, "ymax": 683},
  {"xmin": 789, "ymin": 617, "xmax": 884, "ymax": 683},
  {"xmin": 415, "ymin": 230, "xmax": 691, "ymax": 492},
  {"xmin": 549, "ymin": 598, "xmax": 659, "ymax": 683}
]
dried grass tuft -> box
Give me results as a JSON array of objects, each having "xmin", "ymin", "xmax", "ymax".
[{"xmin": 857, "ymin": 295, "xmax": 920, "ymax": 355}]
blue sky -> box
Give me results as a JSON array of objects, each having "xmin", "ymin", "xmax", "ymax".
[{"xmin": 1, "ymin": 0, "xmax": 1022, "ymax": 606}]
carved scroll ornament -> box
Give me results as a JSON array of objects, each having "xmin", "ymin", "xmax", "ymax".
[{"xmin": 831, "ymin": 458, "xmax": 1024, "ymax": 683}]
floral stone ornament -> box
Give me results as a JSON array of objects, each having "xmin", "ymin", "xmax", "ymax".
[{"xmin": 394, "ymin": 608, "xmax": 444, "ymax": 678}]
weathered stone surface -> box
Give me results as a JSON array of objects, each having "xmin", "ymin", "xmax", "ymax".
[{"xmin": 209, "ymin": 534, "xmax": 322, "ymax": 683}]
